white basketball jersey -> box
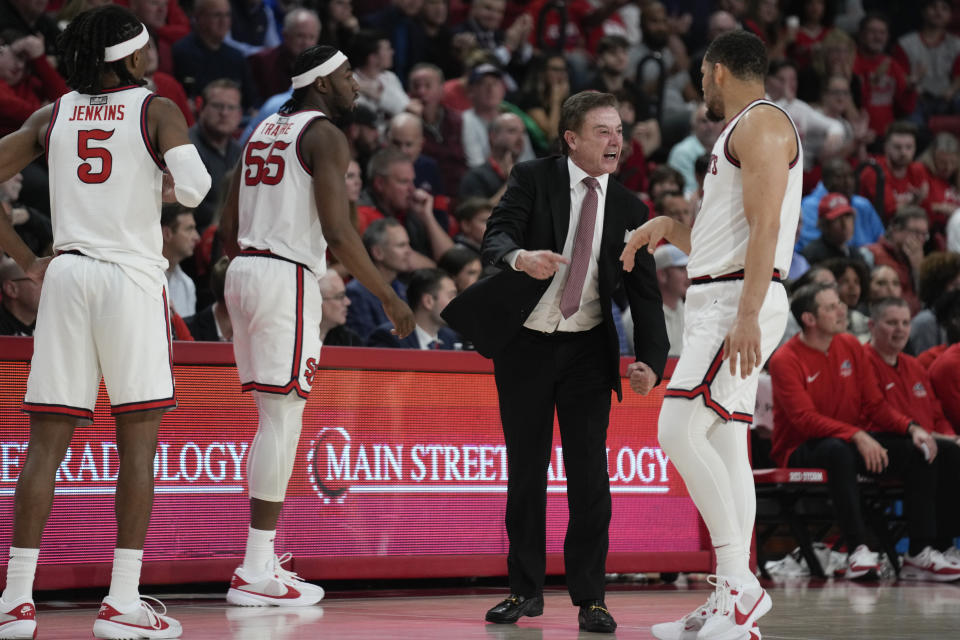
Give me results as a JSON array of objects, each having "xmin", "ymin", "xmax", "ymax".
[
  {"xmin": 687, "ymin": 99, "xmax": 802, "ymax": 279},
  {"xmin": 47, "ymin": 86, "xmax": 167, "ymax": 293},
  {"xmin": 238, "ymin": 109, "xmax": 329, "ymax": 277}
]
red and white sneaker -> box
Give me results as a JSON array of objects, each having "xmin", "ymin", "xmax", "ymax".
[
  {"xmin": 846, "ymin": 545, "xmax": 880, "ymax": 580},
  {"xmin": 227, "ymin": 553, "xmax": 325, "ymax": 607},
  {"xmin": 901, "ymin": 547, "xmax": 960, "ymax": 582},
  {"xmin": 92, "ymin": 596, "xmax": 181, "ymax": 639},
  {"xmin": 0, "ymin": 596, "xmax": 36, "ymax": 639},
  {"xmin": 747, "ymin": 622, "xmax": 761, "ymax": 640},
  {"xmin": 695, "ymin": 576, "xmax": 771, "ymax": 640},
  {"xmin": 651, "ymin": 591, "xmax": 717, "ymax": 640}
]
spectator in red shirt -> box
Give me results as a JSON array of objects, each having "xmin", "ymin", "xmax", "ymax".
[
  {"xmin": 864, "ymin": 207, "xmax": 928, "ymax": 315},
  {"xmin": 858, "ymin": 121, "xmax": 929, "ymax": 221},
  {"xmin": 769, "ymin": 282, "xmax": 943, "ymax": 578},
  {"xmin": 0, "ymin": 30, "xmax": 68, "ymax": 137},
  {"xmin": 917, "ymin": 132, "xmax": 960, "ymax": 234},
  {"xmin": 865, "ymin": 296, "xmax": 960, "ymax": 559},
  {"xmin": 929, "ymin": 290, "xmax": 960, "ymax": 429},
  {"xmin": 852, "ymin": 13, "xmax": 918, "ymax": 144}
]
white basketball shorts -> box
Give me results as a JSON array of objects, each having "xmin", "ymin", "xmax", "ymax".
[
  {"xmin": 225, "ymin": 252, "xmax": 322, "ymax": 399},
  {"xmin": 664, "ymin": 276, "xmax": 788, "ymax": 424},
  {"xmin": 23, "ymin": 252, "xmax": 175, "ymax": 421}
]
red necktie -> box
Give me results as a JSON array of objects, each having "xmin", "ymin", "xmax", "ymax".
[{"xmin": 559, "ymin": 177, "xmax": 599, "ymax": 319}]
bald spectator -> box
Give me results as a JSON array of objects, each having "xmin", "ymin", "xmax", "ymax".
[
  {"xmin": 0, "ymin": 257, "xmax": 38, "ymax": 336},
  {"xmin": 387, "ymin": 112, "xmax": 443, "ymax": 195},
  {"xmin": 667, "ymin": 103, "xmax": 722, "ymax": 198},
  {"xmin": 357, "ymin": 148, "xmax": 452, "ymax": 264},
  {"xmin": 408, "ymin": 63, "xmax": 467, "ymax": 195},
  {"xmin": 345, "ymin": 217, "xmax": 411, "ymax": 341},
  {"xmin": 188, "ymin": 79, "xmax": 243, "ymax": 230},
  {"xmin": 799, "ymin": 159, "xmax": 885, "ymax": 251},
  {"xmin": 185, "ymin": 255, "xmax": 232, "ymax": 341},
  {"xmin": 225, "ymin": 0, "xmax": 281, "ymax": 56},
  {"xmin": 248, "ymin": 8, "xmax": 320, "ymax": 100},
  {"xmin": 319, "ymin": 271, "xmax": 364, "ymax": 346},
  {"xmin": 459, "ymin": 112, "xmax": 523, "ymax": 202},
  {"xmin": 161, "ymin": 205, "xmax": 201, "ymax": 318},
  {"xmin": 461, "ymin": 63, "xmax": 533, "ymax": 169},
  {"xmin": 864, "ymin": 207, "xmax": 927, "ymax": 315},
  {"xmin": 858, "ymin": 122, "xmax": 929, "ymax": 221},
  {"xmin": 451, "ymin": 197, "xmax": 491, "ymax": 257},
  {"xmin": 172, "ymin": 0, "xmax": 259, "ymax": 109},
  {"xmin": 853, "ymin": 13, "xmax": 918, "ymax": 143},
  {"xmin": 929, "ymin": 290, "xmax": 960, "ymax": 428},
  {"xmin": 368, "ymin": 268, "xmax": 459, "ymax": 349},
  {"xmin": 801, "ymin": 193, "xmax": 867, "ymax": 266},
  {"xmin": 0, "ymin": 0, "xmax": 60, "ymax": 56}
]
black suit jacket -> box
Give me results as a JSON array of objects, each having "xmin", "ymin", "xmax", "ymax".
[{"xmin": 442, "ymin": 156, "xmax": 668, "ymax": 399}]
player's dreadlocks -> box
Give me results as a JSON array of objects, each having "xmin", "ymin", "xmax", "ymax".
[
  {"xmin": 281, "ymin": 45, "xmax": 341, "ymax": 114},
  {"xmin": 57, "ymin": 5, "xmax": 146, "ymax": 94}
]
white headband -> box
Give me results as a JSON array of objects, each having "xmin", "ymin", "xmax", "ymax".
[
  {"xmin": 290, "ymin": 51, "xmax": 348, "ymax": 89},
  {"xmin": 104, "ymin": 24, "xmax": 149, "ymax": 62}
]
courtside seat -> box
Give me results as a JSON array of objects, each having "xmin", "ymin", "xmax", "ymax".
[{"xmin": 754, "ymin": 468, "xmax": 831, "ymax": 578}]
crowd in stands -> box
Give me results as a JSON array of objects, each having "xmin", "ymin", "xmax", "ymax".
[{"xmin": 2, "ymin": 0, "xmax": 960, "ymax": 577}]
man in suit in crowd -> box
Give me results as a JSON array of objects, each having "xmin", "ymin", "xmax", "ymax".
[
  {"xmin": 369, "ymin": 268, "xmax": 459, "ymax": 349},
  {"xmin": 443, "ymin": 91, "xmax": 668, "ymax": 633}
]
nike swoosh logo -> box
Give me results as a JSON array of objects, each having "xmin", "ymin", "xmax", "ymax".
[
  {"xmin": 807, "ymin": 372, "xmax": 820, "ymax": 383},
  {"xmin": 885, "ymin": 382, "xmax": 895, "ymax": 390},
  {"xmin": 734, "ymin": 593, "xmax": 765, "ymax": 626}
]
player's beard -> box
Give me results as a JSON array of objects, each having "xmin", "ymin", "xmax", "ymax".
[{"xmin": 705, "ymin": 97, "xmax": 725, "ymax": 123}]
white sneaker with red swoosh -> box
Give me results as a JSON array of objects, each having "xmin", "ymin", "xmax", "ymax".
[
  {"xmin": 92, "ymin": 596, "xmax": 181, "ymax": 639},
  {"xmin": 695, "ymin": 576, "xmax": 770, "ymax": 640},
  {"xmin": 651, "ymin": 590, "xmax": 717, "ymax": 640},
  {"xmin": 227, "ymin": 554, "xmax": 325, "ymax": 607},
  {"xmin": 901, "ymin": 547, "xmax": 960, "ymax": 582},
  {"xmin": 0, "ymin": 596, "xmax": 36, "ymax": 639}
]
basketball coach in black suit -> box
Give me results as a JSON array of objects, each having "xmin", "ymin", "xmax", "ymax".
[{"xmin": 442, "ymin": 92, "xmax": 668, "ymax": 633}]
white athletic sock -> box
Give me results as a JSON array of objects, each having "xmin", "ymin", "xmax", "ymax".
[
  {"xmin": 107, "ymin": 548, "xmax": 143, "ymax": 606},
  {"xmin": 2, "ymin": 547, "xmax": 39, "ymax": 602},
  {"xmin": 243, "ymin": 527, "xmax": 276, "ymax": 575}
]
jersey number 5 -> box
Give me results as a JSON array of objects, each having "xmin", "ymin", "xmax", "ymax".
[
  {"xmin": 77, "ymin": 129, "xmax": 115, "ymax": 184},
  {"xmin": 244, "ymin": 141, "xmax": 289, "ymax": 186}
]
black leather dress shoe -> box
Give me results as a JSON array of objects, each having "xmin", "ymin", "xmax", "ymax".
[
  {"xmin": 484, "ymin": 594, "xmax": 544, "ymax": 623},
  {"xmin": 578, "ymin": 600, "xmax": 617, "ymax": 633}
]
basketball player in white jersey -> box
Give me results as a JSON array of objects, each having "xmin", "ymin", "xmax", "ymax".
[
  {"xmin": 218, "ymin": 45, "xmax": 414, "ymax": 606},
  {"xmin": 0, "ymin": 6, "xmax": 211, "ymax": 639},
  {"xmin": 622, "ymin": 31, "xmax": 801, "ymax": 640}
]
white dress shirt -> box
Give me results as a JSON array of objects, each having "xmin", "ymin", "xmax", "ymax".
[
  {"xmin": 414, "ymin": 324, "xmax": 440, "ymax": 349},
  {"xmin": 512, "ymin": 157, "xmax": 608, "ymax": 333},
  {"xmin": 165, "ymin": 264, "xmax": 196, "ymax": 317}
]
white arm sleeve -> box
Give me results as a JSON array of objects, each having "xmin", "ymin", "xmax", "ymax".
[{"xmin": 165, "ymin": 144, "xmax": 212, "ymax": 208}]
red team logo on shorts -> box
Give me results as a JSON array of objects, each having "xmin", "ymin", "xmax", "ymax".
[{"xmin": 303, "ymin": 358, "xmax": 318, "ymax": 386}]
